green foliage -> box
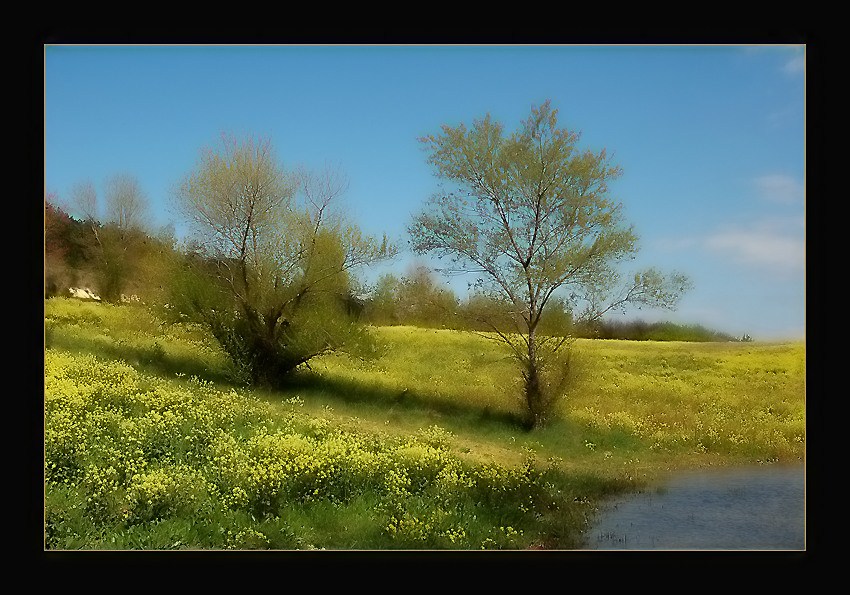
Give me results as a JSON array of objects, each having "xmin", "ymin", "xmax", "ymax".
[
  {"xmin": 408, "ymin": 100, "xmax": 690, "ymax": 428},
  {"xmin": 363, "ymin": 267, "xmax": 460, "ymax": 328},
  {"xmin": 360, "ymin": 275, "xmax": 736, "ymax": 344},
  {"xmin": 44, "ymin": 197, "xmax": 99, "ymax": 298},
  {"xmin": 168, "ymin": 135, "xmax": 395, "ymax": 388},
  {"xmin": 362, "ymin": 270, "xmax": 575, "ymax": 338},
  {"xmin": 365, "ymin": 272, "xmax": 404, "ymax": 325},
  {"xmin": 63, "ymin": 174, "xmax": 155, "ymax": 302},
  {"xmin": 94, "ymin": 225, "xmax": 137, "ymax": 303},
  {"xmin": 44, "ymin": 190, "xmax": 178, "ymax": 304}
]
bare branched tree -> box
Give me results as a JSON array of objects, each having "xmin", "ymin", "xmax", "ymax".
[
  {"xmin": 105, "ymin": 174, "xmax": 149, "ymax": 231},
  {"xmin": 70, "ymin": 179, "xmax": 99, "ymax": 223}
]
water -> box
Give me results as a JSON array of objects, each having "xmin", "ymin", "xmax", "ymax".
[{"xmin": 584, "ymin": 464, "xmax": 805, "ymax": 550}]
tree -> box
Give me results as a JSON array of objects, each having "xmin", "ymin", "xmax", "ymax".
[
  {"xmin": 44, "ymin": 193, "xmax": 75, "ymax": 298},
  {"xmin": 365, "ymin": 272, "xmax": 403, "ymax": 325},
  {"xmin": 362, "ymin": 265, "xmax": 460, "ymax": 328},
  {"xmin": 68, "ymin": 175, "xmax": 152, "ymax": 302},
  {"xmin": 69, "ymin": 180, "xmax": 98, "ymax": 224},
  {"xmin": 395, "ymin": 265, "xmax": 458, "ymax": 328},
  {"xmin": 171, "ymin": 134, "xmax": 395, "ymax": 387},
  {"xmin": 409, "ymin": 101, "xmax": 691, "ymax": 428},
  {"xmin": 100, "ymin": 174, "xmax": 152, "ymax": 301},
  {"xmin": 104, "ymin": 174, "xmax": 149, "ymax": 230}
]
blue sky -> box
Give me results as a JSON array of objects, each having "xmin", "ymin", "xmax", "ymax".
[{"xmin": 44, "ymin": 44, "xmax": 806, "ymax": 341}]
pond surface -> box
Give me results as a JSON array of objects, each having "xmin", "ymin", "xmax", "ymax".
[{"xmin": 583, "ymin": 464, "xmax": 805, "ymax": 550}]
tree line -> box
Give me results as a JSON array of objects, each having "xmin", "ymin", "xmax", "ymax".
[
  {"xmin": 355, "ymin": 264, "xmax": 743, "ymax": 342},
  {"xmin": 43, "ymin": 209, "xmax": 736, "ymax": 344}
]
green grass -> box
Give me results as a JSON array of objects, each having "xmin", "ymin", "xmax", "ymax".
[{"xmin": 43, "ymin": 298, "xmax": 806, "ymax": 550}]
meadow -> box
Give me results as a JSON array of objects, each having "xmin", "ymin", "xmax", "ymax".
[{"xmin": 43, "ymin": 297, "xmax": 805, "ymax": 550}]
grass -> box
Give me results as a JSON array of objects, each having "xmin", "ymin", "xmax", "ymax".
[{"xmin": 43, "ymin": 298, "xmax": 806, "ymax": 550}]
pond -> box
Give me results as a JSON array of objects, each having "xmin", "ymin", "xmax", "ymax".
[{"xmin": 583, "ymin": 463, "xmax": 805, "ymax": 550}]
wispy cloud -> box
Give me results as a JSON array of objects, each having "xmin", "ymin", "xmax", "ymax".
[
  {"xmin": 754, "ymin": 174, "xmax": 804, "ymax": 205},
  {"xmin": 704, "ymin": 218, "xmax": 805, "ymax": 275},
  {"xmin": 654, "ymin": 215, "xmax": 805, "ymax": 278},
  {"xmin": 783, "ymin": 51, "xmax": 805, "ymax": 76},
  {"xmin": 740, "ymin": 44, "xmax": 804, "ymax": 76}
]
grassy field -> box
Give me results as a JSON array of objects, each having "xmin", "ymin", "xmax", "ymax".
[{"xmin": 43, "ymin": 297, "xmax": 805, "ymax": 550}]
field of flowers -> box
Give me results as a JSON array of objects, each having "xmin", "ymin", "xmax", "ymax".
[
  {"xmin": 314, "ymin": 326, "xmax": 806, "ymax": 463},
  {"xmin": 44, "ymin": 338, "xmax": 596, "ymax": 549},
  {"xmin": 43, "ymin": 298, "xmax": 805, "ymax": 550}
]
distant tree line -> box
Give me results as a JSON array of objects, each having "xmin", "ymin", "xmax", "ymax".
[
  {"xmin": 356, "ymin": 265, "xmax": 743, "ymax": 342},
  {"xmin": 571, "ymin": 318, "xmax": 744, "ymax": 342}
]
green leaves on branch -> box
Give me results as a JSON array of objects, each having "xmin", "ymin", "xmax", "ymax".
[{"xmin": 169, "ymin": 134, "xmax": 396, "ymax": 388}]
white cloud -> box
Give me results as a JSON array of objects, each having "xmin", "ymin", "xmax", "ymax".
[
  {"xmin": 704, "ymin": 220, "xmax": 805, "ymax": 275},
  {"xmin": 754, "ymin": 174, "xmax": 804, "ymax": 205}
]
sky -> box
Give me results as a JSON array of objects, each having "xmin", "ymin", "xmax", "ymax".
[{"xmin": 43, "ymin": 44, "xmax": 806, "ymax": 341}]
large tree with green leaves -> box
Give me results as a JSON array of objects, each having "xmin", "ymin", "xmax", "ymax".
[
  {"xmin": 409, "ymin": 101, "xmax": 691, "ymax": 428},
  {"xmin": 171, "ymin": 134, "xmax": 395, "ymax": 387}
]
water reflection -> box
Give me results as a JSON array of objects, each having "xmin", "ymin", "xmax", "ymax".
[{"xmin": 584, "ymin": 464, "xmax": 805, "ymax": 550}]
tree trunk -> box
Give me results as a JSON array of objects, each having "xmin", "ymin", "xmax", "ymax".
[
  {"xmin": 524, "ymin": 363, "xmax": 545, "ymax": 429},
  {"xmin": 523, "ymin": 328, "xmax": 547, "ymax": 429}
]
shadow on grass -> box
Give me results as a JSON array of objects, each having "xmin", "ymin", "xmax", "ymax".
[
  {"xmin": 45, "ymin": 333, "xmax": 237, "ymax": 388},
  {"xmin": 46, "ymin": 331, "xmax": 527, "ymax": 430},
  {"xmin": 279, "ymin": 371, "xmax": 531, "ymax": 431},
  {"xmin": 126, "ymin": 350, "xmax": 236, "ymax": 387},
  {"xmin": 46, "ymin": 330, "xmax": 646, "ymax": 456},
  {"xmin": 46, "ymin": 328, "xmax": 528, "ymax": 432}
]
